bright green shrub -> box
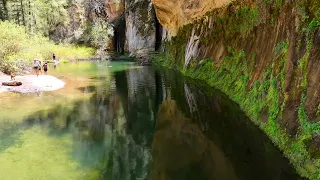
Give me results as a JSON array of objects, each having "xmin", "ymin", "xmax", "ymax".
[{"xmin": 0, "ymin": 21, "xmax": 95, "ymax": 74}]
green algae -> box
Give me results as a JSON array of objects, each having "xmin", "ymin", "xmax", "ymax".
[
  {"xmin": 0, "ymin": 61, "xmax": 138, "ymax": 180},
  {"xmin": 0, "ymin": 126, "xmax": 100, "ymax": 180}
]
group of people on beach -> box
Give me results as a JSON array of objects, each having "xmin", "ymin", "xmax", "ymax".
[{"xmin": 33, "ymin": 53, "xmax": 59, "ymax": 76}]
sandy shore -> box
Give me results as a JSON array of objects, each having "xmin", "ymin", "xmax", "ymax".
[{"xmin": 0, "ymin": 75, "xmax": 65, "ymax": 93}]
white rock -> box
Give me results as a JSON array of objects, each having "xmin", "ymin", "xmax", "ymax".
[{"xmin": 0, "ymin": 75, "xmax": 65, "ymax": 94}]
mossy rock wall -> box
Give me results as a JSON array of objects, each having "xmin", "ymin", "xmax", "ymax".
[{"xmin": 153, "ymin": 0, "xmax": 320, "ymax": 179}]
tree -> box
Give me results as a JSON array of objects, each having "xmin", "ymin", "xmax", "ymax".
[
  {"xmin": 0, "ymin": 0, "xmax": 114, "ymax": 48},
  {"xmin": 0, "ymin": 0, "xmax": 8, "ymax": 20}
]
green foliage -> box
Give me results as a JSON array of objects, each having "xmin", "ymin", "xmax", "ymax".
[
  {"xmin": 264, "ymin": 0, "xmax": 284, "ymax": 10},
  {"xmin": 236, "ymin": 6, "xmax": 259, "ymax": 35},
  {"xmin": 273, "ymin": 41, "xmax": 288, "ymax": 91},
  {"xmin": 298, "ymin": 40, "xmax": 312, "ymax": 89},
  {"xmin": 0, "ymin": 21, "xmax": 94, "ymax": 74},
  {"xmin": 89, "ymin": 18, "xmax": 113, "ymax": 48},
  {"xmin": 305, "ymin": 18, "xmax": 320, "ymax": 35},
  {"xmin": 274, "ymin": 41, "xmax": 289, "ymax": 57},
  {"xmin": 215, "ymin": 5, "xmax": 259, "ymax": 37},
  {"xmin": 1, "ymin": 0, "xmax": 114, "ymax": 49},
  {"xmin": 4, "ymin": 0, "xmax": 70, "ymax": 36},
  {"xmin": 60, "ymin": 59, "xmax": 68, "ymax": 64},
  {"xmin": 297, "ymin": 0, "xmax": 320, "ymax": 19},
  {"xmin": 298, "ymin": 95, "xmax": 320, "ymax": 134}
]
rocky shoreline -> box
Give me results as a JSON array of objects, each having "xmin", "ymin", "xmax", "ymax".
[{"xmin": 0, "ymin": 75, "xmax": 65, "ymax": 94}]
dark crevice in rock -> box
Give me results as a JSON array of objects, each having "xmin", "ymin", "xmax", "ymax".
[{"xmin": 113, "ymin": 16, "xmax": 126, "ymax": 55}]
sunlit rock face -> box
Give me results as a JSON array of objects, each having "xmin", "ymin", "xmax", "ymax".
[
  {"xmin": 105, "ymin": 0, "xmax": 156, "ymax": 56},
  {"xmin": 125, "ymin": 0, "xmax": 156, "ymax": 56},
  {"xmin": 152, "ymin": 0, "xmax": 231, "ymax": 36},
  {"xmin": 105, "ymin": 0, "xmax": 125, "ymax": 22}
]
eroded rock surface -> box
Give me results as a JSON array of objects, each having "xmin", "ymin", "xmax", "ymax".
[
  {"xmin": 105, "ymin": 0, "xmax": 156, "ymax": 56},
  {"xmin": 152, "ymin": 0, "xmax": 232, "ymax": 36},
  {"xmin": 105, "ymin": 0, "xmax": 125, "ymax": 22},
  {"xmin": 125, "ymin": 0, "xmax": 156, "ymax": 56}
]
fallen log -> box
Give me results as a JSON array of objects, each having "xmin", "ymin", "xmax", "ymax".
[{"xmin": 2, "ymin": 81, "xmax": 22, "ymax": 86}]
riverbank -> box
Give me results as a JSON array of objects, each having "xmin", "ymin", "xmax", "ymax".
[
  {"xmin": 0, "ymin": 75, "xmax": 65, "ymax": 94},
  {"xmin": 0, "ymin": 21, "xmax": 95, "ymax": 75}
]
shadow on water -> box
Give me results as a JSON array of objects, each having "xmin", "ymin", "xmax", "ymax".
[{"xmin": 0, "ymin": 66, "xmax": 303, "ymax": 179}]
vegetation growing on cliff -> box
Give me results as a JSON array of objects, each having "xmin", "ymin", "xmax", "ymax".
[{"xmin": 152, "ymin": 0, "xmax": 320, "ymax": 179}]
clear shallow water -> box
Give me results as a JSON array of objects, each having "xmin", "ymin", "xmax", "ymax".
[{"xmin": 0, "ymin": 62, "xmax": 302, "ymax": 180}]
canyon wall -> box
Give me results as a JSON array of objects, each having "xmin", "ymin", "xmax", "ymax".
[
  {"xmin": 105, "ymin": 0, "xmax": 125, "ymax": 22},
  {"xmin": 152, "ymin": 0, "xmax": 320, "ymax": 179},
  {"xmin": 125, "ymin": 0, "xmax": 156, "ymax": 57},
  {"xmin": 152, "ymin": 0, "xmax": 232, "ymax": 36},
  {"xmin": 105, "ymin": 0, "xmax": 158, "ymax": 56}
]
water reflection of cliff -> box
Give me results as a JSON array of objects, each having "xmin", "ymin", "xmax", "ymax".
[
  {"xmin": 103, "ymin": 68, "xmax": 159, "ymax": 180},
  {"xmin": 151, "ymin": 68, "xmax": 302, "ymax": 180},
  {"xmin": 151, "ymin": 99, "xmax": 238, "ymax": 180},
  {"xmin": 0, "ymin": 67, "xmax": 302, "ymax": 180}
]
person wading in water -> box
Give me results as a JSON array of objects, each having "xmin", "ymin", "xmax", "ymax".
[
  {"xmin": 53, "ymin": 53, "xmax": 57, "ymax": 69},
  {"xmin": 33, "ymin": 60, "xmax": 41, "ymax": 76},
  {"xmin": 43, "ymin": 62, "xmax": 48, "ymax": 74}
]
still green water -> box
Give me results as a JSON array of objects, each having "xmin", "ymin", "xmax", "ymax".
[{"xmin": 0, "ymin": 61, "xmax": 302, "ymax": 180}]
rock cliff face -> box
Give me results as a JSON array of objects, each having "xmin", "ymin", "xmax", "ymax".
[
  {"xmin": 105, "ymin": 0, "xmax": 125, "ymax": 22},
  {"xmin": 105, "ymin": 0, "xmax": 126, "ymax": 53},
  {"xmin": 125, "ymin": 0, "xmax": 156, "ymax": 56},
  {"xmin": 152, "ymin": 0, "xmax": 232, "ymax": 36},
  {"xmin": 152, "ymin": 0, "xmax": 320, "ymax": 179},
  {"xmin": 105, "ymin": 0, "xmax": 158, "ymax": 56}
]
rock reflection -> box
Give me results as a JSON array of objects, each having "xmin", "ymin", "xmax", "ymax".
[
  {"xmin": 151, "ymin": 100, "xmax": 237, "ymax": 180},
  {"xmin": 150, "ymin": 68, "xmax": 302, "ymax": 180}
]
